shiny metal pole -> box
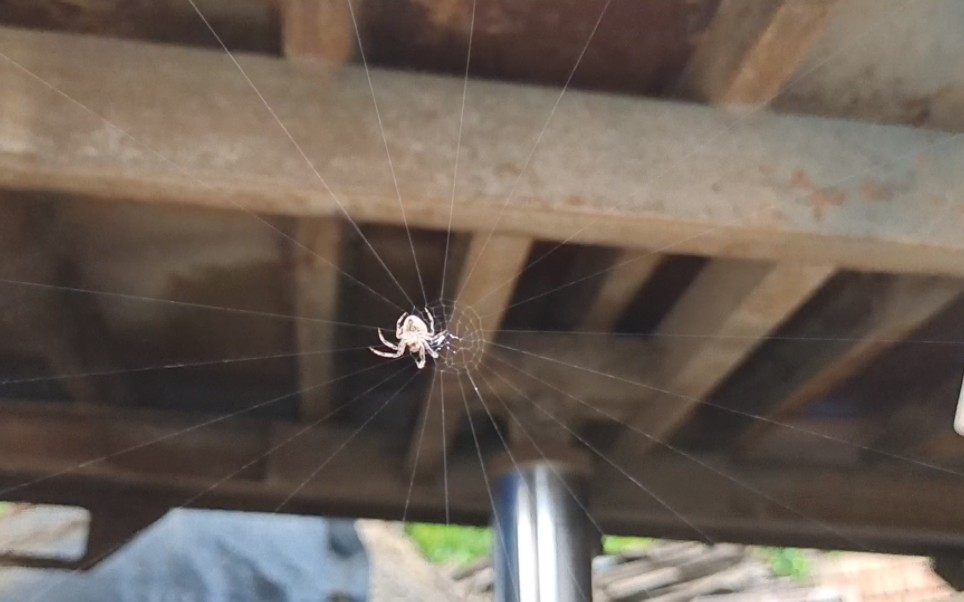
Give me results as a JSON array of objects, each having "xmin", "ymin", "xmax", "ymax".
[{"xmin": 492, "ymin": 460, "xmax": 592, "ymax": 602}]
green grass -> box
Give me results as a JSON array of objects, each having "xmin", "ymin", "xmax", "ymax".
[
  {"xmin": 602, "ymin": 536, "xmax": 652, "ymax": 555},
  {"xmin": 0, "ymin": 502, "xmax": 9, "ymax": 517},
  {"xmin": 404, "ymin": 523, "xmax": 656, "ymax": 567},
  {"xmin": 404, "ymin": 523, "xmax": 492, "ymax": 567},
  {"xmin": 763, "ymin": 547, "xmax": 811, "ymax": 581}
]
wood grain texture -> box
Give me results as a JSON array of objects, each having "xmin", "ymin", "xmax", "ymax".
[
  {"xmin": 581, "ymin": 252, "xmax": 664, "ymax": 332},
  {"xmin": 281, "ymin": 1, "xmax": 351, "ymax": 421},
  {"xmin": 731, "ymin": 275, "xmax": 964, "ymax": 451},
  {"xmin": 3, "ymin": 399, "xmax": 964, "ymax": 556},
  {"xmin": 1, "ymin": 27, "xmax": 962, "ymax": 277},
  {"xmin": 293, "ymin": 219, "xmax": 343, "ymax": 420},
  {"xmin": 611, "ymin": 260, "xmax": 834, "ymax": 459},
  {"xmin": 405, "ymin": 233, "xmax": 532, "ymax": 482},
  {"xmin": 281, "ymin": 0, "xmax": 356, "ymax": 67},
  {"xmin": 678, "ymin": 0, "xmax": 839, "ymax": 106}
]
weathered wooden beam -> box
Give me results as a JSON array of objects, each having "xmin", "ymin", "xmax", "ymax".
[
  {"xmin": 281, "ymin": 0, "xmax": 356, "ymax": 67},
  {"xmin": 868, "ymin": 375, "xmax": 964, "ymax": 468},
  {"xmin": 1, "ymin": 27, "xmax": 962, "ymax": 277},
  {"xmin": 0, "ymin": 200, "xmax": 129, "ymax": 407},
  {"xmin": 730, "ymin": 275, "xmax": 964, "ymax": 452},
  {"xmin": 281, "ymin": 0, "xmax": 353, "ymax": 421},
  {"xmin": 405, "ymin": 234, "xmax": 532, "ymax": 482},
  {"xmin": 3, "ymin": 399, "xmax": 964, "ymax": 556},
  {"xmin": 581, "ymin": 252, "xmax": 663, "ymax": 332},
  {"xmin": 676, "ymin": 0, "xmax": 839, "ymax": 106},
  {"xmin": 292, "ymin": 219, "xmax": 342, "ymax": 420},
  {"xmin": 585, "ymin": 0, "xmax": 836, "ymax": 342},
  {"xmin": 456, "ymin": 234, "xmax": 532, "ymax": 345},
  {"xmin": 611, "ymin": 260, "xmax": 833, "ymax": 460}
]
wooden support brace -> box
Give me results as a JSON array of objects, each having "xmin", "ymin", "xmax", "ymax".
[
  {"xmin": 281, "ymin": 0, "xmax": 356, "ymax": 421},
  {"xmin": 733, "ymin": 276, "xmax": 964, "ymax": 452},
  {"xmin": 611, "ymin": 259, "xmax": 834, "ymax": 460},
  {"xmin": 676, "ymin": 0, "xmax": 839, "ymax": 106},
  {"xmin": 293, "ymin": 219, "xmax": 343, "ymax": 421},
  {"xmin": 281, "ymin": 0, "xmax": 356, "ymax": 67},
  {"xmin": 581, "ymin": 252, "xmax": 664, "ymax": 332}
]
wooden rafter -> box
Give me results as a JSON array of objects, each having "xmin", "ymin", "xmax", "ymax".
[
  {"xmin": 727, "ymin": 275, "xmax": 964, "ymax": 452},
  {"xmin": 676, "ymin": 0, "xmax": 839, "ymax": 106},
  {"xmin": 280, "ymin": 0, "xmax": 355, "ymax": 420},
  {"xmin": 3, "ymin": 399, "xmax": 964, "ymax": 556},
  {"xmin": 584, "ymin": 0, "xmax": 837, "ymax": 337},
  {"xmin": 0, "ymin": 27, "xmax": 962, "ymax": 277},
  {"xmin": 581, "ymin": 252, "xmax": 663, "ymax": 332},
  {"xmin": 405, "ymin": 233, "xmax": 532, "ymax": 482},
  {"xmin": 292, "ymin": 219, "xmax": 343, "ymax": 420},
  {"xmin": 281, "ymin": 0, "xmax": 356, "ymax": 67},
  {"xmin": 610, "ymin": 260, "xmax": 833, "ymax": 459},
  {"xmin": 594, "ymin": 0, "xmax": 840, "ymax": 461}
]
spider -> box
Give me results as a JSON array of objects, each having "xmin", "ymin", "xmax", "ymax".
[{"xmin": 369, "ymin": 309, "xmax": 456, "ymax": 369}]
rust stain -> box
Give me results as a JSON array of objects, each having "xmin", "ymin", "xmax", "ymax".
[
  {"xmin": 411, "ymin": 0, "xmax": 467, "ymax": 29},
  {"xmin": 790, "ymin": 170, "xmax": 816, "ymax": 191},
  {"xmin": 495, "ymin": 162, "xmax": 522, "ymax": 177},
  {"xmin": 808, "ymin": 188, "xmax": 847, "ymax": 222},
  {"xmin": 763, "ymin": 205, "xmax": 786, "ymax": 224},
  {"xmin": 565, "ymin": 195, "xmax": 587, "ymax": 207},
  {"xmin": 860, "ymin": 180, "xmax": 893, "ymax": 202}
]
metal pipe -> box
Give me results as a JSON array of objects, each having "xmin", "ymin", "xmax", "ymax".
[{"xmin": 492, "ymin": 460, "xmax": 592, "ymax": 602}]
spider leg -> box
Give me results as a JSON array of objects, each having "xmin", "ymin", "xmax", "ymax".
[
  {"xmin": 426, "ymin": 345, "xmax": 439, "ymax": 359},
  {"xmin": 378, "ymin": 329, "xmax": 399, "ymax": 351},
  {"xmin": 425, "ymin": 308, "xmax": 435, "ymax": 335},
  {"xmin": 414, "ymin": 347, "xmax": 426, "ymax": 369},
  {"xmin": 370, "ymin": 345, "xmax": 405, "ymax": 359},
  {"xmin": 396, "ymin": 313, "xmax": 407, "ymax": 337}
]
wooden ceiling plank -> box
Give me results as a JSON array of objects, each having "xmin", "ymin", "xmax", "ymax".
[
  {"xmin": 611, "ymin": 260, "xmax": 834, "ymax": 460},
  {"xmin": 455, "ymin": 234, "xmax": 533, "ymax": 341},
  {"xmin": 677, "ymin": 0, "xmax": 839, "ymax": 106},
  {"xmin": 732, "ymin": 277, "xmax": 964, "ymax": 453},
  {"xmin": 281, "ymin": 0, "xmax": 356, "ymax": 68},
  {"xmin": 581, "ymin": 252, "xmax": 664, "ymax": 332},
  {"xmin": 292, "ymin": 219, "xmax": 342, "ymax": 420}
]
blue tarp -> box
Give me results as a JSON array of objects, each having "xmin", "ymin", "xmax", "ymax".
[{"xmin": 2, "ymin": 509, "xmax": 369, "ymax": 602}]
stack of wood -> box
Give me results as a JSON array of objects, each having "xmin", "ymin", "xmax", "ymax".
[
  {"xmin": 452, "ymin": 541, "xmax": 848, "ymax": 602},
  {"xmin": 593, "ymin": 542, "xmax": 772, "ymax": 601}
]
